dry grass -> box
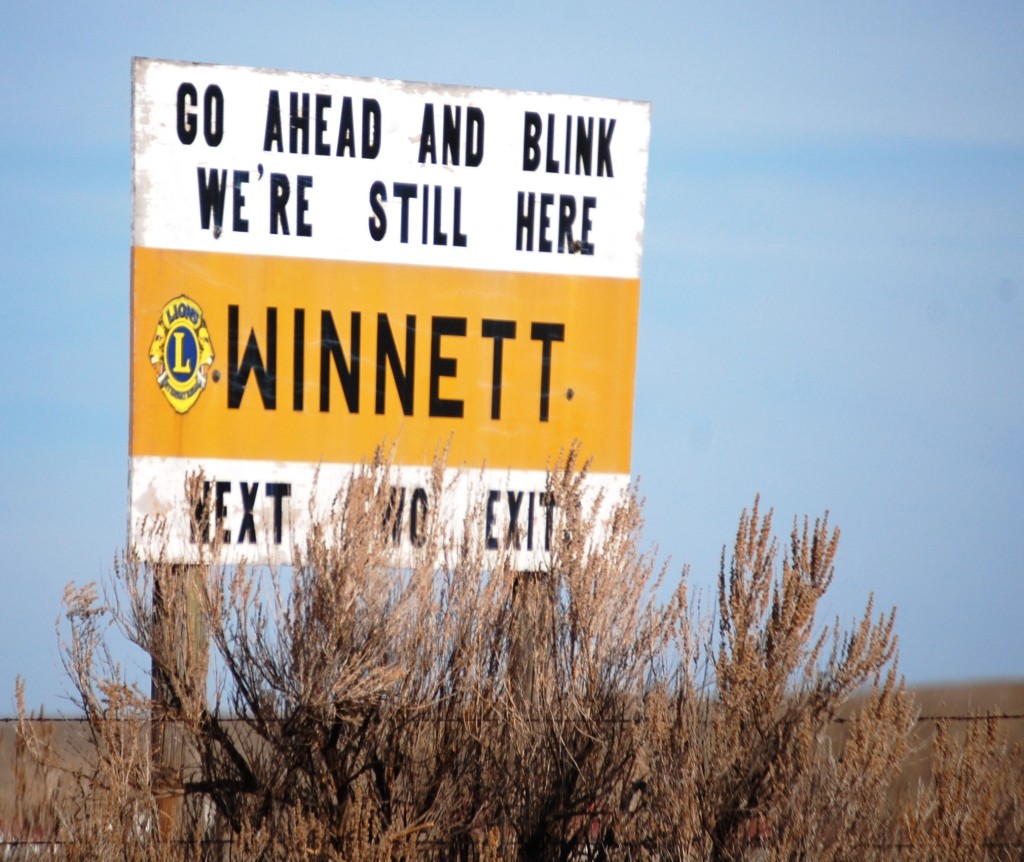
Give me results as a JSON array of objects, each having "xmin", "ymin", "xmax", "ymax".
[{"xmin": 8, "ymin": 450, "xmax": 1024, "ymax": 860}]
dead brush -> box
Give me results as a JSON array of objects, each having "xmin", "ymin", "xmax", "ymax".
[
  {"xmin": 10, "ymin": 455, "xmax": 1024, "ymax": 860},
  {"xmin": 637, "ymin": 498, "xmax": 911, "ymax": 862},
  {"xmin": 900, "ymin": 715, "xmax": 1024, "ymax": 862},
  {"xmin": 6, "ymin": 684, "xmax": 62, "ymax": 856}
]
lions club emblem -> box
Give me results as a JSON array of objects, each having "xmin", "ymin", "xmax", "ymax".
[{"xmin": 149, "ymin": 295, "xmax": 215, "ymax": 414}]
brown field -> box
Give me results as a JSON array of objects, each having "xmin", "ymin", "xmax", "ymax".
[
  {"xmin": 840, "ymin": 679, "xmax": 1024, "ymax": 795},
  {"xmin": 889, "ymin": 680, "xmax": 1024, "ymax": 793},
  {"xmin": 3, "ymin": 680, "xmax": 1022, "ymax": 845}
]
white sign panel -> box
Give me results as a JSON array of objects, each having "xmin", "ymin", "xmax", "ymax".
[{"xmin": 131, "ymin": 58, "xmax": 650, "ymax": 566}]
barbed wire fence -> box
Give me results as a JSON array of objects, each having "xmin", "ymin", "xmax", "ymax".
[
  {"xmin": 3, "ymin": 712, "xmax": 1023, "ymax": 857},
  {"xmin": 4, "ymin": 712, "xmax": 1024, "ymax": 726}
]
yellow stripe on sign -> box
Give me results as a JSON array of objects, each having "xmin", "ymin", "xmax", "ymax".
[{"xmin": 131, "ymin": 247, "xmax": 638, "ymax": 473}]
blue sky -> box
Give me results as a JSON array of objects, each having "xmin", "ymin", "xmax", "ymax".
[{"xmin": 2, "ymin": 1, "xmax": 1022, "ymax": 710}]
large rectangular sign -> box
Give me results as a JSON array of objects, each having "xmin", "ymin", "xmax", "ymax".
[{"xmin": 130, "ymin": 58, "xmax": 650, "ymax": 565}]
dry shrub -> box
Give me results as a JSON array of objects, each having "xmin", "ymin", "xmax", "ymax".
[
  {"xmin": 900, "ymin": 716, "xmax": 1024, "ymax": 862},
  {"xmin": 13, "ymin": 454, "xmax": 1024, "ymax": 860},
  {"xmin": 4, "ymin": 691, "xmax": 62, "ymax": 854},
  {"xmin": 636, "ymin": 500, "xmax": 912, "ymax": 862}
]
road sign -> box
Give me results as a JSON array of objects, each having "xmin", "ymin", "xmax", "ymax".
[{"xmin": 131, "ymin": 58, "xmax": 650, "ymax": 566}]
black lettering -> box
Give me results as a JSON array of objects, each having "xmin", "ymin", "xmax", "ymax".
[
  {"xmin": 362, "ymin": 99, "xmax": 381, "ymax": 158},
  {"xmin": 421, "ymin": 185, "xmax": 429, "ymax": 245},
  {"xmin": 375, "ymin": 313, "xmax": 416, "ymax": 416},
  {"xmin": 432, "ymin": 185, "xmax": 447, "ymax": 246},
  {"xmin": 191, "ymin": 480, "xmax": 211, "ymax": 543},
  {"xmin": 314, "ymin": 94, "xmax": 331, "ymax": 155},
  {"xmin": 557, "ymin": 195, "xmax": 576, "ymax": 253},
  {"xmin": 203, "ymin": 85, "xmax": 224, "ymax": 147},
  {"xmin": 582, "ymin": 197, "xmax": 596, "ymax": 253},
  {"xmin": 507, "ymin": 490, "xmax": 524, "ymax": 549},
  {"xmin": 384, "ymin": 486, "xmax": 406, "ymax": 543},
  {"xmin": 293, "ymin": 308, "xmax": 305, "ymax": 411},
  {"xmin": 597, "ymin": 118, "xmax": 615, "ymax": 177},
  {"xmin": 466, "ymin": 107, "xmax": 484, "ymax": 167},
  {"xmin": 393, "ymin": 182, "xmax": 417, "ymax": 243},
  {"xmin": 527, "ymin": 491, "xmax": 535, "ymax": 550},
  {"xmin": 238, "ymin": 481, "xmax": 258, "ymax": 544},
  {"xmin": 266, "ymin": 482, "xmax": 291, "ymax": 544},
  {"xmin": 481, "ymin": 319, "xmax": 515, "ymax": 420},
  {"xmin": 485, "ymin": 490, "xmax": 500, "ymax": 550},
  {"xmin": 523, "ymin": 112, "xmax": 541, "ymax": 171},
  {"xmin": 320, "ymin": 310, "xmax": 361, "ymax": 413},
  {"xmin": 369, "ymin": 181, "xmax": 387, "ymax": 240},
  {"xmin": 188, "ymin": 481, "xmax": 230, "ymax": 545},
  {"xmin": 337, "ymin": 96, "xmax": 355, "ymax": 157},
  {"xmin": 297, "ymin": 174, "xmax": 313, "ymax": 237},
  {"xmin": 197, "ymin": 168, "xmax": 227, "ymax": 230},
  {"xmin": 516, "ymin": 192, "xmax": 535, "ymax": 251},
  {"xmin": 410, "ymin": 487, "xmax": 428, "ymax": 547},
  {"xmin": 215, "ymin": 481, "xmax": 231, "ymax": 544},
  {"xmin": 270, "ymin": 173, "xmax": 290, "ymax": 234},
  {"xmin": 453, "ymin": 187, "xmax": 467, "ymax": 247},
  {"xmin": 542, "ymin": 491, "xmax": 556, "ymax": 550},
  {"xmin": 565, "ymin": 115, "xmax": 572, "ymax": 176},
  {"xmin": 531, "ymin": 322, "xmax": 564, "ymax": 422},
  {"xmin": 232, "ymin": 170, "xmax": 249, "ymax": 232},
  {"xmin": 575, "ymin": 116, "xmax": 593, "ymax": 176},
  {"xmin": 538, "ymin": 193, "xmax": 554, "ymax": 253},
  {"xmin": 176, "ymin": 82, "xmax": 198, "ymax": 145},
  {"xmin": 442, "ymin": 104, "xmax": 460, "ymax": 165},
  {"xmin": 418, "ymin": 103, "xmax": 437, "ymax": 164},
  {"xmin": 515, "ymin": 195, "xmax": 599, "ymax": 255},
  {"xmin": 263, "ymin": 90, "xmax": 283, "ymax": 152},
  {"xmin": 429, "ymin": 316, "xmax": 466, "ymax": 418},
  {"xmin": 289, "ymin": 91, "xmax": 310, "ymax": 155},
  {"xmin": 228, "ymin": 305, "xmax": 277, "ymax": 410},
  {"xmin": 544, "ymin": 113, "xmax": 559, "ymax": 173}
]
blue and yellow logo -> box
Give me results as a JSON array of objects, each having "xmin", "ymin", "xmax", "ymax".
[{"xmin": 149, "ymin": 295, "xmax": 214, "ymax": 414}]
